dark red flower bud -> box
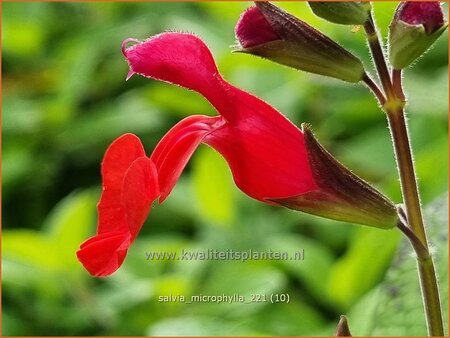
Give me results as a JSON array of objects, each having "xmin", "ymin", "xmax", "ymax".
[
  {"xmin": 234, "ymin": 2, "xmax": 365, "ymax": 83},
  {"xmin": 389, "ymin": 1, "xmax": 447, "ymax": 69},
  {"xmin": 397, "ymin": 2, "xmax": 444, "ymax": 34},
  {"xmin": 235, "ymin": 6, "xmax": 280, "ymax": 48}
]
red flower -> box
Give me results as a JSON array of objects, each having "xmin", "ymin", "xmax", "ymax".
[
  {"xmin": 125, "ymin": 33, "xmax": 318, "ymax": 201},
  {"xmin": 77, "ymin": 32, "xmax": 397, "ymax": 277},
  {"xmin": 77, "ymin": 32, "xmax": 317, "ymax": 276}
]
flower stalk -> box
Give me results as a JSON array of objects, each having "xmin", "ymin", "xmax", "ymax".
[
  {"xmin": 387, "ymin": 106, "xmax": 444, "ymax": 337},
  {"xmin": 363, "ymin": 12, "xmax": 395, "ymax": 99},
  {"xmin": 362, "ymin": 72, "xmax": 386, "ymax": 106},
  {"xmin": 363, "ymin": 7, "xmax": 444, "ymax": 336}
]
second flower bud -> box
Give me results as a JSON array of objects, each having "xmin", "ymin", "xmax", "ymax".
[{"xmin": 234, "ymin": 2, "xmax": 365, "ymax": 83}]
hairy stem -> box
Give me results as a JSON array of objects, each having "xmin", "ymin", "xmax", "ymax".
[
  {"xmin": 397, "ymin": 216, "xmax": 428, "ymax": 259},
  {"xmin": 417, "ymin": 255, "xmax": 445, "ymax": 336},
  {"xmin": 363, "ymin": 73, "xmax": 386, "ymax": 106},
  {"xmin": 387, "ymin": 108, "xmax": 444, "ymax": 336},
  {"xmin": 387, "ymin": 110, "xmax": 427, "ymax": 244},
  {"xmin": 363, "ymin": 11, "xmax": 444, "ymax": 337},
  {"xmin": 363, "ymin": 13, "xmax": 395, "ymax": 99},
  {"xmin": 392, "ymin": 68, "xmax": 406, "ymax": 102}
]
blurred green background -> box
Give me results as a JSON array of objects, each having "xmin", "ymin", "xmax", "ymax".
[{"xmin": 2, "ymin": 2, "xmax": 448, "ymax": 336}]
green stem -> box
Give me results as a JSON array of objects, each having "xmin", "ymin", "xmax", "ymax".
[
  {"xmin": 362, "ymin": 72, "xmax": 386, "ymax": 106},
  {"xmin": 392, "ymin": 68, "xmax": 405, "ymax": 102},
  {"xmin": 388, "ymin": 108, "xmax": 444, "ymax": 336},
  {"xmin": 387, "ymin": 108, "xmax": 427, "ymax": 245},
  {"xmin": 397, "ymin": 216, "xmax": 428, "ymax": 259},
  {"xmin": 398, "ymin": 213, "xmax": 445, "ymax": 336},
  {"xmin": 417, "ymin": 255, "xmax": 445, "ymax": 336},
  {"xmin": 363, "ymin": 12, "xmax": 444, "ymax": 337}
]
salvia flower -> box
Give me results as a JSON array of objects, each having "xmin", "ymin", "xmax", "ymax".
[
  {"xmin": 77, "ymin": 32, "xmax": 398, "ymax": 277},
  {"xmin": 234, "ymin": 2, "xmax": 365, "ymax": 83},
  {"xmin": 308, "ymin": 2, "xmax": 371, "ymax": 26},
  {"xmin": 389, "ymin": 1, "xmax": 447, "ymax": 69}
]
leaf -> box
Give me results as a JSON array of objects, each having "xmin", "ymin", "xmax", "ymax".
[
  {"xmin": 192, "ymin": 146, "xmax": 236, "ymax": 226},
  {"xmin": 3, "ymin": 8, "xmax": 46, "ymax": 57},
  {"xmin": 147, "ymin": 316, "xmax": 254, "ymax": 336},
  {"xmin": 347, "ymin": 194, "xmax": 448, "ymax": 336},
  {"xmin": 45, "ymin": 191, "xmax": 97, "ymax": 269},
  {"xmin": 125, "ymin": 235, "xmax": 190, "ymax": 278},
  {"xmin": 193, "ymin": 262, "xmax": 286, "ymax": 317},
  {"xmin": 3, "ymin": 230, "xmax": 59, "ymax": 271},
  {"xmin": 265, "ymin": 234, "xmax": 335, "ymax": 305},
  {"xmin": 327, "ymin": 226, "xmax": 400, "ymax": 309},
  {"xmin": 337, "ymin": 126, "xmax": 397, "ymax": 177},
  {"xmin": 245, "ymin": 298, "xmax": 325, "ymax": 336},
  {"xmin": 405, "ymin": 70, "xmax": 449, "ymax": 117},
  {"xmin": 370, "ymin": 194, "xmax": 449, "ymax": 336},
  {"xmin": 146, "ymin": 84, "xmax": 214, "ymax": 118},
  {"xmin": 2, "ymin": 310, "xmax": 31, "ymax": 336},
  {"xmin": 55, "ymin": 91, "xmax": 164, "ymax": 156},
  {"xmin": 414, "ymin": 136, "xmax": 448, "ymax": 202},
  {"xmin": 3, "ymin": 190, "xmax": 96, "ymax": 275}
]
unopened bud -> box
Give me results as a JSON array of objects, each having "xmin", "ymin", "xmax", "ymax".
[
  {"xmin": 234, "ymin": 2, "xmax": 365, "ymax": 83},
  {"xmin": 309, "ymin": 2, "xmax": 371, "ymax": 25},
  {"xmin": 389, "ymin": 1, "xmax": 447, "ymax": 69}
]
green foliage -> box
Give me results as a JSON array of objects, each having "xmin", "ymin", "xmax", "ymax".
[
  {"xmin": 3, "ymin": 191, "xmax": 96, "ymax": 275},
  {"xmin": 2, "ymin": 1, "xmax": 448, "ymax": 336},
  {"xmin": 267, "ymin": 234, "xmax": 335, "ymax": 304},
  {"xmin": 347, "ymin": 195, "xmax": 449, "ymax": 336},
  {"xmin": 2, "ymin": 191, "xmax": 97, "ymax": 335},
  {"xmin": 327, "ymin": 227, "xmax": 400, "ymax": 309},
  {"xmin": 192, "ymin": 146, "xmax": 236, "ymax": 225}
]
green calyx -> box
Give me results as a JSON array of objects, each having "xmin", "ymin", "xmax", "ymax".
[
  {"xmin": 308, "ymin": 2, "xmax": 371, "ymax": 25},
  {"xmin": 237, "ymin": 40, "xmax": 364, "ymax": 83},
  {"xmin": 389, "ymin": 20, "xmax": 448, "ymax": 69}
]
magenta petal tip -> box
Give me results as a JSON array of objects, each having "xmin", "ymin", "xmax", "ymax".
[{"xmin": 126, "ymin": 70, "xmax": 135, "ymax": 81}]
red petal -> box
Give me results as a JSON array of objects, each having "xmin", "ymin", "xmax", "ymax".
[
  {"xmin": 97, "ymin": 133, "xmax": 146, "ymax": 234},
  {"xmin": 122, "ymin": 33, "xmax": 232, "ymax": 114},
  {"xmin": 76, "ymin": 231, "xmax": 131, "ymax": 277},
  {"xmin": 122, "ymin": 33, "xmax": 244, "ymax": 118},
  {"xmin": 124, "ymin": 33, "xmax": 317, "ymax": 201},
  {"xmin": 148, "ymin": 97, "xmax": 317, "ymax": 202},
  {"xmin": 78, "ymin": 139, "xmax": 160, "ymax": 277},
  {"xmin": 235, "ymin": 6, "xmax": 280, "ymax": 48},
  {"xmin": 122, "ymin": 157, "xmax": 159, "ymax": 239},
  {"xmin": 205, "ymin": 86, "xmax": 317, "ymax": 200},
  {"xmin": 150, "ymin": 115, "xmax": 224, "ymax": 201}
]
